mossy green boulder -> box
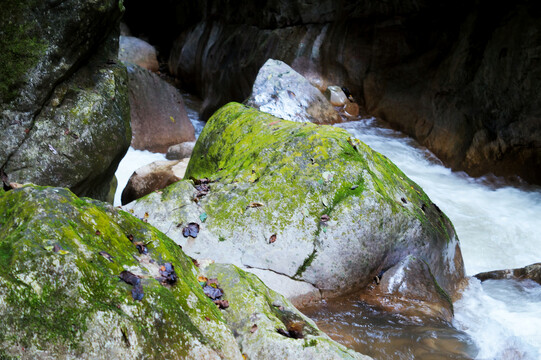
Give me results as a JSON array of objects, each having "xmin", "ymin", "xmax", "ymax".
[
  {"xmin": 1, "ymin": 0, "xmax": 130, "ymax": 200},
  {"xmin": 0, "ymin": 185, "xmax": 242, "ymax": 359},
  {"xmin": 201, "ymin": 263, "xmax": 370, "ymax": 359},
  {"xmin": 126, "ymin": 102, "xmax": 465, "ymax": 302}
]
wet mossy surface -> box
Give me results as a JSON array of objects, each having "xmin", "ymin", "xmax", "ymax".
[
  {"xmin": 0, "ymin": 185, "xmax": 241, "ymax": 359},
  {"xmin": 131, "ymin": 102, "xmax": 463, "ymax": 298},
  {"xmin": 203, "ymin": 263, "xmax": 369, "ymax": 359},
  {"xmin": 0, "ymin": 0, "xmax": 47, "ymax": 103}
]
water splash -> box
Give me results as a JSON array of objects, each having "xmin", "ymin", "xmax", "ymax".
[{"xmin": 335, "ymin": 118, "xmax": 541, "ymax": 359}]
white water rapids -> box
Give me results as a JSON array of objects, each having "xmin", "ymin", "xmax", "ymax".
[{"xmin": 336, "ymin": 118, "xmax": 541, "ymax": 360}]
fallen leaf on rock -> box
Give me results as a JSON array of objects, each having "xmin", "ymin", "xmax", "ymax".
[
  {"xmin": 182, "ymin": 222, "xmax": 200, "ymax": 238},
  {"xmin": 119, "ymin": 271, "xmax": 144, "ymax": 301},
  {"xmin": 322, "ymin": 198, "xmax": 329, "ymax": 207},
  {"xmin": 198, "ymin": 275, "xmax": 208, "ymax": 283},
  {"xmin": 133, "ymin": 241, "xmax": 148, "ymax": 254},
  {"xmin": 199, "ymin": 212, "xmax": 208, "ymax": 222},
  {"xmin": 131, "ymin": 284, "xmax": 144, "ymax": 301},
  {"xmin": 214, "ymin": 299, "xmax": 229, "ymax": 309},
  {"xmin": 250, "ymin": 324, "xmax": 258, "ymax": 333},
  {"xmin": 248, "ymin": 202, "xmax": 264, "ymax": 208},
  {"xmin": 159, "ymin": 262, "xmax": 177, "ymax": 284},
  {"xmin": 119, "ymin": 271, "xmax": 140, "ymax": 286},
  {"xmin": 52, "ymin": 244, "xmax": 69, "ymax": 255},
  {"xmin": 287, "ymin": 321, "xmax": 305, "ymax": 339},
  {"xmin": 320, "ymin": 214, "xmax": 330, "ymax": 223},
  {"xmin": 193, "ymin": 178, "xmax": 210, "ymax": 185},
  {"xmin": 99, "ymin": 251, "xmax": 114, "ymax": 262},
  {"xmin": 203, "ymin": 285, "xmax": 224, "ymax": 299},
  {"xmin": 269, "ymin": 234, "xmax": 276, "ymax": 243}
]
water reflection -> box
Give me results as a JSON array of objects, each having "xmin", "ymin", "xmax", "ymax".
[{"xmin": 302, "ymin": 296, "xmax": 477, "ymax": 359}]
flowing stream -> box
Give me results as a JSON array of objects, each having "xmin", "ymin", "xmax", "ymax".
[
  {"xmin": 115, "ymin": 100, "xmax": 541, "ymax": 359},
  {"xmin": 304, "ymin": 117, "xmax": 541, "ymax": 359}
]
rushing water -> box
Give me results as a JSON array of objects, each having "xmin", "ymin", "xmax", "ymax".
[
  {"xmin": 115, "ymin": 98, "xmax": 541, "ymax": 359},
  {"xmin": 311, "ymin": 117, "xmax": 541, "ymax": 360}
]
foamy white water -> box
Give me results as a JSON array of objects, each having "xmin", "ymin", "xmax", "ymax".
[
  {"xmin": 114, "ymin": 148, "xmax": 166, "ymax": 206},
  {"xmin": 336, "ymin": 118, "xmax": 541, "ymax": 360}
]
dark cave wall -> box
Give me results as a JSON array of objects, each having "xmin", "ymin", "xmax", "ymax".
[{"xmin": 124, "ymin": 0, "xmax": 541, "ymax": 185}]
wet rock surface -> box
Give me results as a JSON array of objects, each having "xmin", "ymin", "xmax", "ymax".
[
  {"xmin": 121, "ymin": 159, "xmax": 189, "ymax": 205},
  {"xmin": 474, "ymin": 262, "xmax": 541, "ymax": 285},
  {"xmin": 0, "ymin": 185, "xmax": 242, "ymax": 359},
  {"xmin": 245, "ymin": 59, "xmax": 340, "ymax": 124},
  {"xmin": 201, "ymin": 263, "xmax": 370, "ymax": 359},
  {"xmin": 0, "ymin": 0, "xmax": 130, "ymax": 200},
  {"xmin": 125, "ymin": 103, "xmax": 465, "ymax": 306},
  {"xmin": 359, "ymin": 255, "xmax": 455, "ymax": 322},
  {"xmin": 119, "ymin": 35, "xmax": 159, "ymax": 72},
  {"xmin": 166, "ymin": 141, "xmax": 195, "ymax": 160},
  {"xmin": 150, "ymin": 0, "xmax": 541, "ymax": 185},
  {"xmin": 127, "ymin": 64, "xmax": 195, "ymax": 153}
]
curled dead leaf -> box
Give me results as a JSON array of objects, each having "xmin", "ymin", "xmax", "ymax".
[
  {"xmin": 269, "ymin": 234, "xmax": 276, "ymax": 244},
  {"xmin": 99, "ymin": 251, "xmax": 114, "ymax": 262},
  {"xmin": 214, "ymin": 299, "xmax": 229, "ymax": 309},
  {"xmin": 248, "ymin": 202, "xmax": 264, "ymax": 208},
  {"xmin": 182, "ymin": 223, "xmax": 200, "ymax": 238},
  {"xmin": 320, "ymin": 214, "xmax": 330, "ymax": 223},
  {"xmin": 250, "ymin": 324, "xmax": 258, "ymax": 333}
]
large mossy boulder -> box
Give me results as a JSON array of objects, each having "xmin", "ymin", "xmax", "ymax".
[
  {"xmin": 126, "ymin": 102, "xmax": 465, "ymax": 302},
  {"xmin": 0, "ymin": 185, "xmax": 242, "ymax": 359},
  {"xmin": 201, "ymin": 263, "xmax": 369, "ymax": 360},
  {"xmin": 1, "ymin": 0, "xmax": 130, "ymax": 200}
]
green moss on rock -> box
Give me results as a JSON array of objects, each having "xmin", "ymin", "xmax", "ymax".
[
  {"xmin": 128, "ymin": 102, "xmax": 464, "ymax": 301},
  {"xmin": 202, "ymin": 263, "xmax": 369, "ymax": 360},
  {"xmin": 0, "ymin": 0, "xmax": 47, "ymax": 103},
  {"xmin": 0, "ymin": 185, "xmax": 241, "ymax": 359}
]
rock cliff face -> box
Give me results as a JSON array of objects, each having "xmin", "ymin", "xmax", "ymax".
[
  {"xmin": 125, "ymin": 0, "xmax": 541, "ymax": 184},
  {"xmin": 0, "ymin": 0, "xmax": 131, "ymax": 200}
]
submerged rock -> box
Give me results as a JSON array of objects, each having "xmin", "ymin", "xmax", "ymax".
[
  {"xmin": 201, "ymin": 263, "xmax": 370, "ymax": 360},
  {"xmin": 121, "ymin": 159, "xmax": 188, "ymax": 205},
  {"xmin": 474, "ymin": 262, "xmax": 541, "ymax": 285},
  {"xmin": 127, "ymin": 64, "xmax": 195, "ymax": 153},
  {"xmin": 245, "ymin": 59, "xmax": 340, "ymax": 124},
  {"xmin": 126, "ymin": 103, "xmax": 464, "ymax": 306},
  {"xmin": 119, "ymin": 35, "xmax": 159, "ymax": 72},
  {"xmin": 0, "ymin": 185, "xmax": 241, "ymax": 359}
]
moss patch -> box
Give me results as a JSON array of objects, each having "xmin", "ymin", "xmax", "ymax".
[
  {"xmin": 0, "ymin": 0, "xmax": 47, "ymax": 103},
  {"xmin": 0, "ymin": 185, "xmax": 240, "ymax": 359}
]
